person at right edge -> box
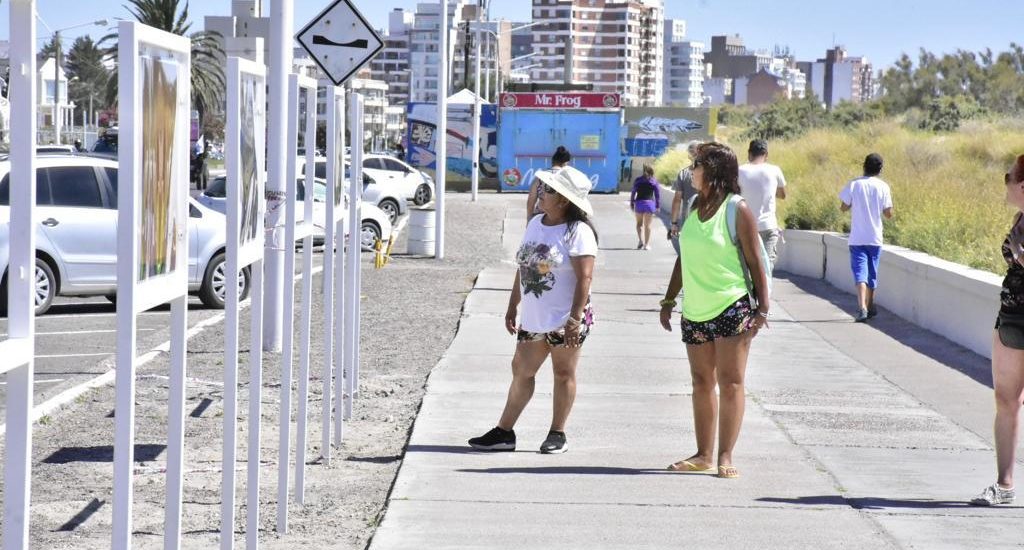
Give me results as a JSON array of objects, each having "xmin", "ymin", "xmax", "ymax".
[
  {"xmin": 972, "ymin": 154, "xmax": 1024, "ymax": 506},
  {"xmin": 658, "ymin": 142, "xmax": 769, "ymax": 479},
  {"xmin": 839, "ymin": 153, "xmax": 893, "ymax": 322}
]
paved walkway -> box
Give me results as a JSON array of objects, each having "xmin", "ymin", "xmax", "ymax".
[{"xmin": 371, "ymin": 195, "xmax": 1024, "ymax": 549}]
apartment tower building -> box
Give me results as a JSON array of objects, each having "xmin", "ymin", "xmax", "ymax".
[
  {"xmin": 370, "ymin": 9, "xmax": 415, "ymax": 106},
  {"xmin": 798, "ymin": 47, "xmax": 873, "ymax": 109},
  {"xmin": 530, "ymin": 0, "xmax": 664, "ymax": 107},
  {"xmin": 662, "ymin": 19, "xmax": 704, "ymax": 108}
]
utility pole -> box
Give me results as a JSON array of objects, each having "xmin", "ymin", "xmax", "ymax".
[
  {"xmin": 470, "ymin": 7, "xmax": 482, "ymax": 202},
  {"xmin": 435, "ymin": 0, "xmax": 448, "ymax": 259},
  {"xmin": 265, "ymin": 0, "xmax": 292, "ymax": 353},
  {"xmin": 463, "ymin": 22, "xmax": 471, "ymax": 90}
]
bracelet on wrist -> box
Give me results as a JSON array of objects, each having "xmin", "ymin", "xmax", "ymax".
[
  {"xmin": 756, "ymin": 310, "xmax": 769, "ymax": 318},
  {"xmin": 659, "ymin": 298, "xmax": 677, "ymax": 308}
]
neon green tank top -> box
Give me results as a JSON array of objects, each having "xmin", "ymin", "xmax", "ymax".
[{"xmin": 679, "ymin": 194, "xmax": 749, "ymax": 322}]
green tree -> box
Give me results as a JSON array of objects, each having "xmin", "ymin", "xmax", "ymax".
[
  {"xmin": 102, "ymin": 0, "xmax": 224, "ymax": 127},
  {"xmin": 65, "ymin": 36, "xmax": 109, "ymax": 117},
  {"xmin": 38, "ymin": 35, "xmax": 60, "ymax": 64},
  {"xmin": 745, "ymin": 94, "xmax": 826, "ymax": 140}
]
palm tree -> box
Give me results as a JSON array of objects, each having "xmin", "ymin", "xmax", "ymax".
[{"xmin": 102, "ymin": 0, "xmax": 224, "ymax": 127}]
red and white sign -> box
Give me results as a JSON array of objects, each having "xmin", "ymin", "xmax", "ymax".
[{"xmin": 500, "ymin": 92, "xmax": 621, "ymax": 110}]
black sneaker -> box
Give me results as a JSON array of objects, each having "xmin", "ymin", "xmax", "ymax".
[
  {"xmin": 867, "ymin": 307, "xmax": 878, "ymax": 318},
  {"xmin": 468, "ymin": 427, "xmax": 516, "ymax": 451},
  {"xmin": 539, "ymin": 431, "xmax": 568, "ymax": 454}
]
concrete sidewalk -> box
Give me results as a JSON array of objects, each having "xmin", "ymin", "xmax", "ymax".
[{"xmin": 371, "ymin": 195, "xmax": 1024, "ymax": 549}]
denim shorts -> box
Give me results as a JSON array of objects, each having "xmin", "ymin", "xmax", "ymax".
[
  {"xmin": 680, "ymin": 295, "xmax": 755, "ymax": 346},
  {"xmin": 850, "ymin": 245, "xmax": 882, "ymax": 289}
]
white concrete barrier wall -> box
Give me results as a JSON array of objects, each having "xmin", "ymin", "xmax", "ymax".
[{"xmin": 777, "ymin": 229, "xmax": 1002, "ymax": 359}]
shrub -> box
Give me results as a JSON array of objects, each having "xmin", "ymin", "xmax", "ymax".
[{"xmin": 919, "ymin": 95, "xmax": 986, "ymax": 132}]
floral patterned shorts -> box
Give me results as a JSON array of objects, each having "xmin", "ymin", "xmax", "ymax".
[
  {"xmin": 680, "ymin": 296, "xmax": 755, "ymax": 345},
  {"xmin": 518, "ymin": 304, "xmax": 594, "ymax": 347}
]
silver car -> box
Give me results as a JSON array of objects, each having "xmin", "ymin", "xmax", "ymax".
[{"xmin": 0, "ymin": 155, "xmax": 248, "ymax": 315}]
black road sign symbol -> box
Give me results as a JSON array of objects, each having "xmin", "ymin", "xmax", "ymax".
[{"xmin": 312, "ymin": 35, "xmax": 369, "ymax": 49}]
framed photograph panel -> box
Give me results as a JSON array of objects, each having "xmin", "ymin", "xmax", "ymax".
[
  {"xmin": 228, "ymin": 57, "xmax": 267, "ymax": 269},
  {"xmin": 286, "ymin": 74, "xmax": 318, "ymax": 240}
]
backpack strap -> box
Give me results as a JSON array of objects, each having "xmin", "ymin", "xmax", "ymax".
[{"xmin": 725, "ymin": 194, "xmax": 745, "ymax": 245}]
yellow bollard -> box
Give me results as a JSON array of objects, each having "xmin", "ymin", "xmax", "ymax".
[{"xmin": 374, "ymin": 239, "xmax": 384, "ymax": 269}]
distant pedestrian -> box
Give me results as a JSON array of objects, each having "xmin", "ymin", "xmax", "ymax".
[
  {"xmin": 630, "ymin": 164, "xmax": 660, "ymax": 250},
  {"xmin": 668, "ymin": 141, "xmax": 702, "ymax": 254},
  {"xmin": 73, "ymin": 139, "xmax": 84, "ymax": 153},
  {"xmin": 972, "ymin": 154, "xmax": 1024, "ymax": 506},
  {"xmin": 470, "ymin": 166, "xmax": 597, "ymax": 455},
  {"xmin": 839, "ymin": 153, "xmax": 893, "ymax": 322},
  {"xmin": 659, "ymin": 142, "xmax": 770, "ymax": 479},
  {"xmin": 527, "ymin": 146, "xmax": 572, "ymax": 220},
  {"xmin": 738, "ymin": 139, "xmax": 786, "ymax": 270}
]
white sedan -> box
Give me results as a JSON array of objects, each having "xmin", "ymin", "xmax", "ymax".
[
  {"xmin": 196, "ymin": 175, "xmax": 393, "ymax": 251},
  {"xmin": 361, "ymin": 154, "xmax": 434, "ymax": 206},
  {"xmin": 0, "ymin": 155, "xmax": 248, "ymax": 315}
]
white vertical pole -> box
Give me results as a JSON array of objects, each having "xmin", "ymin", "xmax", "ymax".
[
  {"xmin": 322, "ymin": 90, "xmax": 336, "ymax": 464},
  {"xmin": 295, "ymin": 86, "xmax": 315, "ymax": 504},
  {"xmin": 471, "ymin": 20, "xmax": 481, "ymax": 202},
  {"xmin": 278, "ymin": 75, "xmax": 299, "ymax": 535},
  {"xmin": 265, "ymin": 0, "xmax": 292, "ymax": 352},
  {"xmin": 221, "ymin": 57, "xmax": 241, "ymax": 550},
  {"xmin": 484, "ymin": 32, "xmax": 490, "ymax": 101},
  {"xmin": 344, "ymin": 92, "xmax": 364, "ymax": 418},
  {"xmin": 245, "ymin": 259, "xmax": 263, "ymax": 549},
  {"xmin": 113, "ymin": 21, "xmax": 139, "ymax": 550},
  {"xmin": 3, "ymin": 3, "xmax": 36, "ymax": 549},
  {"xmin": 164, "ymin": 295, "xmax": 188, "ymax": 549},
  {"xmin": 333, "ymin": 93, "xmax": 346, "ymax": 442},
  {"xmin": 435, "ymin": 0, "xmax": 448, "ymax": 259}
]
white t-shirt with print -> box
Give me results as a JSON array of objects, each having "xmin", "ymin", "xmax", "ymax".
[
  {"xmin": 516, "ymin": 215, "xmax": 598, "ymax": 332},
  {"xmin": 738, "ymin": 162, "xmax": 787, "ymax": 231},
  {"xmin": 839, "ymin": 176, "xmax": 893, "ymax": 246}
]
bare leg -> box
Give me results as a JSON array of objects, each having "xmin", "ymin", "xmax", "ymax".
[
  {"xmin": 549, "ymin": 344, "xmax": 583, "ymax": 432},
  {"xmin": 643, "ymin": 213, "xmax": 653, "ymax": 247},
  {"xmin": 856, "ymin": 283, "xmax": 869, "ymax": 311},
  {"xmin": 497, "ymin": 340, "xmax": 550, "ymax": 430},
  {"xmin": 683, "ymin": 342, "xmax": 717, "ymax": 467},
  {"xmin": 866, "ymin": 287, "xmax": 876, "ymax": 312},
  {"xmin": 713, "ymin": 330, "xmax": 753, "ymax": 470},
  {"xmin": 634, "ymin": 212, "xmax": 644, "ymax": 245},
  {"xmin": 992, "ymin": 329, "xmax": 1024, "ymax": 488}
]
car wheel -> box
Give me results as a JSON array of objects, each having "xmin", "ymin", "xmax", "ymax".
[
  {"xmin": 32, "ymin": 259, "xmax": 56, "ymax": 315},
  {"xmin": 378, "ymin": 199, "xmax": 400, "ymax": 224},
  {"xmin": 199, "ymin": 252, "xmax": 251, "ymax": 309},
  {"xmin": 360, "ymin": 221, "xmax": 381, "ymax": 251},
  {"xmin": 413, "ymin": 184, "xmax": 432, "ymax": 206}
]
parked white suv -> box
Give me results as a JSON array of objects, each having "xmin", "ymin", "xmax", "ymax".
[
  {"xmin": 361, "ymin": 154, "xmax": 434, "ymax": 206},
  {"xmin": 0, "ymin": 155, "xmax": 248, "ymax": 315}
]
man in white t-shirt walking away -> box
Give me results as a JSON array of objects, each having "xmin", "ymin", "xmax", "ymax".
[
  {"xmin": 839, "ymin": 153, "xmax": 894, "ymax": 323},
  {"xmin": 738, "ymin": 139, "xmax": 787, "ymax": 271}
]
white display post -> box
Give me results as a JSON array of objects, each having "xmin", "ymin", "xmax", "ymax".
[
  {"xmin": 223, "ymin": 57, "xmax": 267, "ymax": 550},
  {"xmin": 113, "ymin": 21, "xmax": 191, "ymax": 550},
  {"xmin": 344, "ymin": 92, "xmax": 365, "ymax": 419},
  {"xmin": 2, "ymin": 2, "xmax": 37, "ymax": 548},
  {"xmin": 322, "ymin": 84, "xmax": 346, "ymax": 464},
  {"xmin": 435, "ymin": 0, "xmax": 448, "ymax": 260},
  {"xmin": 279, "ymin": 73, "xmax": 317, "ymax": 532}
]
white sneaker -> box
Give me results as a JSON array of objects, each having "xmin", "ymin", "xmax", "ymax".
[
  {"xmin": 644, "ymin": 244, "xmax": 651, "ymax": 250},
  {"xmin": 970, "ymin": 483, "xmax": 1015, "ymax": 506}
]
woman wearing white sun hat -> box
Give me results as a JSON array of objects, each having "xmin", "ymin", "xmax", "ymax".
[{"xmin": 469, "ymin": 166, "xmax": 598, "ymax": 454}]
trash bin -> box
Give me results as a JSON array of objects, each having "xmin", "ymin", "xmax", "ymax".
[{"xmin": 408, "ymin": 208, "xmax": 436, "ymax": 256}]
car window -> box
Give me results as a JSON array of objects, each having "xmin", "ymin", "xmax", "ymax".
[
  {"xmin": 314, "ymin": 161, "xmax": 326, "ymax": 179},
  {"xmin": 313, "ymin": 181, "xmax": 327, "ymax": 202},
  {"xmin": 363, "ymin": 158, "xmax": 385, "ymax": 171},
  {"xmin": 296, "ymin": 179, "xmax": 305, "ymax": 201},
  {"xmin": 48, "ymin": 166, "xmax": 103, "ymax": 208},
  {"xmin": 190, "ymin": 203, "xmax": 201, "ymax": 218},
  {"xmin": 205, "ymin": 176, "xmax": 227, "ymax": 198},
  {"xmin": 0, "ymin": 169, "xmax": 53, "ymax": 206},
  {"xmin": 104, "ymin": 168, "xmax": 118, "ymax": 208},
  {"xmin": 382, "ymin": 159, "xmax": 408, "ymax": 173}
]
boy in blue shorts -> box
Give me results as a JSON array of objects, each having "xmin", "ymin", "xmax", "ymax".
[{"xmin": 840, "ymin": 153, "xmax": 894, "ymax": 322}]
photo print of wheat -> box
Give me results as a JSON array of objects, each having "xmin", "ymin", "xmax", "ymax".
[
  {"xmin": 139, "ymin": 56, "xmax": 180, "ymax": 282},
  {"xmin": 239, "ymin": 74, "xmax": 260, "ymax": 247}
]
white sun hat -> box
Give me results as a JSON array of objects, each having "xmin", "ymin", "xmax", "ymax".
[{"xmin": 534, "ymin": 165, "xmax": 594, "ymax": 216}]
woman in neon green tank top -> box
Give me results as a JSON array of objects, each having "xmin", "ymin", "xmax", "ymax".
[{"xmin": 658, "ymin": 142, "xmax": 771, "ymax": 479}]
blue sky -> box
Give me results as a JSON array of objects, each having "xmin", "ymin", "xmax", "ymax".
[{"xmin": 1, "ymin": 0, "xmax": 1020, "ymax": 70}]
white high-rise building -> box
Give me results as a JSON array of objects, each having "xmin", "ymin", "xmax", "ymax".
[
  {"xmin": 530, "ymin": 0, "xmax": 664, "ymax": 107},
  {"xmin": 408, "ymin": 1, "xmax": 472, "ymax": 103},
  {"xmin": 662, "ymin": 19, "xmax": 704, "ymax": 108},
  {"xmin": 371, "ymin": 9, "xmax": 415, "ymax": 106}
]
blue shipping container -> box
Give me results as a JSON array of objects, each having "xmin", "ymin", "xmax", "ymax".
[{"xmin": 498, "ymin": 110, "xmax": 621, "ymax": 193}]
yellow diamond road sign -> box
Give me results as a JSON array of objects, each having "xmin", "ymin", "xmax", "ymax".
[{"xmin": 296, "ymin": 0, "xmax": 384, "ymax": 86}]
